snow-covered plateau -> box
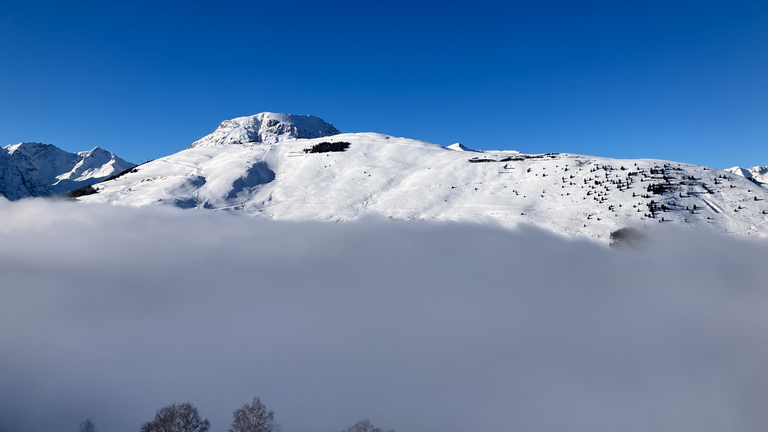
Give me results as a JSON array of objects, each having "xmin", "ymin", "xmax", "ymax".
[
  {"xmin": 73, "ymin": 112, "xmax": 768, "ymax": 242},
  {"xmin": 0, "ymin": 142, "xmax": 134, "ymax": 199}
]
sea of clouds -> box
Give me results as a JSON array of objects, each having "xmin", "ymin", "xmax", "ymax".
[{"xmin": 1, "ymin": 197, "xmax": 767, "ymax": 432}]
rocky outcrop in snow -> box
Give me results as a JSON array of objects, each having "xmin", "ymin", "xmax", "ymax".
[
  {"xmin": 0, "ymin": 142, "xmax": 135, "ymax": 200},
  {"xmin": 188, "ymin": 112, "xmax": 340, "ymax": 148}
]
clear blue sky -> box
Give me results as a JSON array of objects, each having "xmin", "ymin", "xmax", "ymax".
[{"xmin": 1, "ymin": 0, "xmax": 766, "ymax": 168}]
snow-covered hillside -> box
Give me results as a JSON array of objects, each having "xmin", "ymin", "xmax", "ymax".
[
  {"xmin": 725, "ymin": 165, "xmax": 768, "ymax": 184},
  {"xmin": 188, "ymin": 112, "xmax": 340, "ymax": 148},
  {"xmin": 77, "ymin": 113, "xmax": 768, "ymax": 242},
  {"xmin": 0, "ymin": 142, "xmax": 134, "ymax": 200}
]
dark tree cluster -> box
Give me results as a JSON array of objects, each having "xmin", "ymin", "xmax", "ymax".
[
  {"xmin": 467, "ymin": 157, "xmax": 500, "ymax": 163},
  {"xmin": 229, "ymin": 397, "xmax": 277, "ymax": 432},
  {"xmin": 646, "ymin": 183, "xmax": 673, "ymax": 195},
  {"xmin": 79, "ymin": 418, "xmax": 98, "ymax": 432},
  {"xmin": 468, "ymin": 153, "xmax": 560, "ymax": 163},
  {"xmin": 140, "ymin": 402, "xmax": 211, "ymax": 432},
  {"xmin": 64, "ymin": 184, "xmax": 98, "ymax": 198},
  {"xmin": 609, "ymin": 227, "xmax": 647, "ymax": 249},
  {"xmin": 303, "ymin": 141, "xmax": 351, "ymax": 153}
]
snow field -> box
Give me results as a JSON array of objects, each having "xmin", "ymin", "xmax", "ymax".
[{"xmin": 80, "ymin": 132, "xmax": 768, "ymax": 242}]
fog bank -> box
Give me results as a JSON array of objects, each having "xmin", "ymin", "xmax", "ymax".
[{"xmin": 1, "ymin": 198, "xmax": 767, "ymax": 432}]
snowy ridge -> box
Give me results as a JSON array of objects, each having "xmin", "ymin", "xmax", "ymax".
[
  {"xmin": 446, "ymin": 143, "xmax": 481, "ymax": 152},
  {"xmin": 725, "ymin": 165, "xmax": 768, "ymax": 184},
  {"xmin": 0, "ymin": 142, "xmax": 134, "ymax": 199},
  {"xmin": 78, "ymin": 114, "xmax": 768, "ymax": 242},
  {"xmin": 188, "ymin": 112, "xmax": 340, "ymax": 148}
]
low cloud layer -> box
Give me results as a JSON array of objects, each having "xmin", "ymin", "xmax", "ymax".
[{"xmin": 1, "ymin": 198, "xmax": 767, "ymax": 432}]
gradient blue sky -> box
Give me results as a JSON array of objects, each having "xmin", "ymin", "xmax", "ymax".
[{"xmin": 1, "ymin": 0, "xmax": 766, "ymax": 168}]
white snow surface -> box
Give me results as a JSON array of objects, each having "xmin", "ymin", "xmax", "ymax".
[
  {"xmin": 725, "ymin": 165, "xmax": 768, "ymax": 184},
  {"xmin": 80, "ymin": 129, "xmax": 768, "ymax": 242},
  {"xmin": 188, "ymin": 112, "xmax": 340, "ymax": 148},
  {"xmin": 0, "ymin": 142, "xmax": 134, "ymax": 199}
]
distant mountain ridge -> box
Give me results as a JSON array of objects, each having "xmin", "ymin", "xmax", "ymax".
[
  {"xmin": 725, "ymin": 165, "xmax": 768, "ymax": 184},
  {"xmin": 76, "ymin": 112, "xmax": 768, "ymax": 242},
  {"xmin": 0, "ymin": 142, "xmax": 134, "ymax": 200}
]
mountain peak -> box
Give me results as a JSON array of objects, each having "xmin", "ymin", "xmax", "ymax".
[
  {"xmin": 0, "ymin": 142, "xmax": 135, "ymax": 199},
  {"xmin": 446, "ymin": 143, "xmax": 480, "ymax": 152},
  {"xmin": 4, "ymin": 142, "xmax": 54, "ymax": 155},
  {"xmin": 188, "ymin": 112, "xmax": 340, "ymax": 149}
]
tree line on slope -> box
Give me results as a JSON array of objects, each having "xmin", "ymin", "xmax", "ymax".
[{"xmin": 77, "ymin": 397, "xmax": 393, "ymax": 432}]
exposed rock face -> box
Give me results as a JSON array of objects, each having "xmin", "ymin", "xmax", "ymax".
[{"xmin": 188, "ymin": 112, "xmax": 340, "ymax": 148}]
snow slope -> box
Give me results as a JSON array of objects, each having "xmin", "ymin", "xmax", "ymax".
[
  {"xmin": 0, "ymin": 142, "xmax": 134, "ymax": 199},
  {"xmin": 188, "ymin": 112, "xmax": 340, "ymax": 148},
  {"xmin": 725, "ymin": 165, "xmax": 768, "ymax": 184},
  {"xmin": 78, "ymin": 114, "xmax": 768, "ymax": 242}
]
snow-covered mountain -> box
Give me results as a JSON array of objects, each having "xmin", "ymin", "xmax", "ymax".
[
  {"xmin": 725, "ymin": 165, "xmax": 768, "ymax": 184},
  {"xmin": 188, "ymin": 112, "xmax": 340, "ymax": 148},
  {"xmin": 0, "ymin": 142, "xmax": 134, "ymax": 200},
  {"xmin": 76, "ymin": 112, "xmax": 768, "ymax": 242}
]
